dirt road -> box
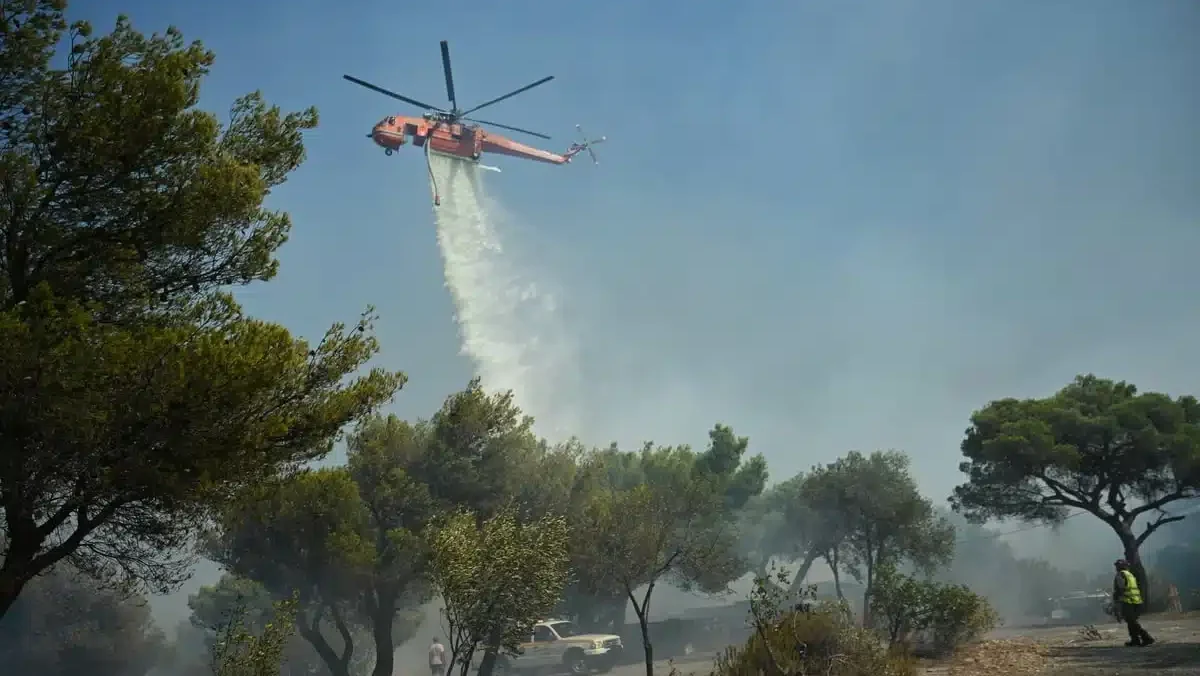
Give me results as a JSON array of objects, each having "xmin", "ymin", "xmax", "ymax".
[
  {"xmin": 604, "ymin": 614, "xmax": 1200, "ymax": 676},
  {"xmin": 923, "ymin": 614, "xmax": 1200, "ymax": 675},
  {"xmin": 990, "ymin": 615, "xmax": 1200, "ymax": 676}
]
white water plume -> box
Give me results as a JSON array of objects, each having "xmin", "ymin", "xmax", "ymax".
[{"xmin": 428, "ymin": 153, "xmax": 580, "ymax": 439}]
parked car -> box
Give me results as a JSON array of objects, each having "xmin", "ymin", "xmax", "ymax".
[{"xmin": 483, "ymin": 620, "xmax": 623, "ymax": 675}]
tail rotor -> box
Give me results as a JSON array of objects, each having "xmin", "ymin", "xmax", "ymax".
[{"xmin": 574, "ymin": 124, "xmax": 607, "ymax": 164}]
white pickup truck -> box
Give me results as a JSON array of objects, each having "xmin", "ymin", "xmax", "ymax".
[{"xmin": 491, "ymin": 619, "xmax": 624, "ymax": 675}]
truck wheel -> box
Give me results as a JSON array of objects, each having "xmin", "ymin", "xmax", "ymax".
[{"xmin": 563, "ymin": 649, "xmax": 589, "ymax": 675}]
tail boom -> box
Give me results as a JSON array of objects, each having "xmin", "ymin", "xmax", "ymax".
[{"xmin": 480, "ymin": 135, "xmax": 570, "ymax": 165}]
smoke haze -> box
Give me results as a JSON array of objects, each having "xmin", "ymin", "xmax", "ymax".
[{"xmin": 111, "ymin": 0, "xmax": 1200, "ymax": 653}]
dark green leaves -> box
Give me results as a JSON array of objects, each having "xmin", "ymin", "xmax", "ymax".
[
  {"xmin": 952, "ymin": 374, "xmax": 1200, "ymax": 526},
  {"xmin": 0, "ymin": 7, "xmax": 403, "ymax": 619}
]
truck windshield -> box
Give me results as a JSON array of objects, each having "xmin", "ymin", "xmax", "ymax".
[{"xmin": 549, "ymin": 621, "xmax": 581, "ymax": 637}]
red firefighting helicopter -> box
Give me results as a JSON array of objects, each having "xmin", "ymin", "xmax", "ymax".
[{"xmin": 343, "ymin": 40, "xmax": 606, "ymax": 206}]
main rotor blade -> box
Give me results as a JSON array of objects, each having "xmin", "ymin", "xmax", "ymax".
[
  {"xmin": 439, "ymin": 41, "xmax": 458, "ymax": 111},
  {"xmin": 342, "ymin": 75, "xmax": 443, "ymax": 112},
  {"xmin": 460, "ymin": 76, "xmax": 555, "ymax": 117},
  {"xmin": 466, "ymin": 117, "xmax": 551, "ymax": 140}
]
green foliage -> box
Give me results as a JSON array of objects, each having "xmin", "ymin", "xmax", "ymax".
[
  {"xmin": 0, "ymin": 9, "xmax": 318, "ymax": 317},
  {"xmin": 188, "ymin": 574, "xmax": 366, "ymax": 676},
  {"xmin": 418, "ymin": 379, "xmax": 540, "ymax": 518},
  {"xmin": 211, "ymin": 592, "xmax": 299, "ymax": 676},
  {"xmin": 0, "ymin": 563, "xmax": 166, "ymax": 675},
  {"xmin": 0, "ymin": 3, "xmax": 403, "ymax": 618},
  {"xmin": 567, "ymin": 431, "xmax": 758, "ymax": 622},
  {"xmin": 798, "ymin": 451, "xmax": 956, "ymax": 624},
  {"xmin": 921, "ymin": 583, "xmax": 997, "ymax": 656},
  {"xmin": 693, "ymin": 424, "xmax": 769, "ymax": 511},
  {"xmin": 951, "ymin": 374, "xmax": 1200, "ymax": 588},
  {"xmin": 210, "ymin": 385, "xmax": 573, "ymax": 676},
  {"xmin": 584, "ymin": 479, "xmax": 740, "ymax": 598},
  {"xmin": 209, "ymin": 469, "xmax": 379, "ymax": 676},
  {"xmin": 345, "ymin": 414, "xmax": 438, "ymax": 676},
  {"xmin": 430, "ymin": 507, "xmax": 570, "ymax": 676},
  {"xmin": 868, "ymin": 567, "xmax": 928, "ymax": 646},
  {"xmin": 869, "ymin": 566, "xmax": 998, "ymax": 657},
  {"xmin": 742, "ymin": 452, "xmax": 956, "ymax": 617},
  {"xmin": 508, "ymin": 438, "xmax": 591, "ymax": 522},
  {"xmin": 0, "ymin": 294, "xmax": 400, "ymax": 611},
  {"xmin": 713, "ymin": 569, "xmax": 915, "ymax": 676},
  {"xmin": 212, "ymin": 469, "xmax": 375, "ymax": 604},
  {"xmin": 572, "ymin": 445, "xmax": 744, "ymax": 676},
  {"xmin": 190, "ymin": 576, "xmax": 278, "ymax": 633}
]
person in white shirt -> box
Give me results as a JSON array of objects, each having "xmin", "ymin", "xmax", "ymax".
[{"xmin": 429, "ymin": 637, "xmax": 446, "ymax": 676}]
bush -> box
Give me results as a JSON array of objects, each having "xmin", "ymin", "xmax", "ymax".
[
  {"xmin": 711, "ymin": 568, "xmax": 916, "ymax": 676},
  {"xmin": 923, "ymin": 583, "xmax": 998, "ymax": 655},
  {"xmin": 210, "ymin": 593, "xmax": 298, "ymax": 676},
  {"xmin": 711, "ymin": 605, "xmax": 917, "ymax": 676},
  {"xmin": 870, "ymin": 566, "xmax": 998, "ymax": 657}
]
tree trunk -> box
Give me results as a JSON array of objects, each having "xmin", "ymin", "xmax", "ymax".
[
  {"xmin": 1115, "ymin": 526, "xmax": 1149, "ymax": 600},
  {"xmin": 628, "ymin": 583, "xmax": 656, "ymax": 676},
  {"xmin": 477, "ymin": 627, "xmax": 504, "ymax": 676},
  {"xmin": 0, "ymin": 569, "xmax": 25, "ymax": 620},
  {"xmin": 636, "ymin": 608, "xmax": 653, "ymax": 676},
  {"xmin": 0, "ymin": 534, "xmax": 42, "ymax": 619},
  {"xmin": 369, "ymin": 606, "xmax": 396, "ymax": 676},
  {"xmin": 296, "ymin": 613, "xmax": 353, "ymax": 676},
  {"xmin": 828, "ymin": 547, "xmax": 845, "ymax": 601},
  {"xmin": 786, "ymin": 547, "xmax": 823, "ymax": 595},
  {"xmin": 861, "ymin": 552, "xmax": 875, "ymax": 628}
]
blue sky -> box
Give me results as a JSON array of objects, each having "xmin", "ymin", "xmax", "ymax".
[{"xmin": 72, "ymin": 0, "xmax": 1199, "ymax": 623}]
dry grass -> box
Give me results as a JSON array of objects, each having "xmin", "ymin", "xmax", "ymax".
[{"xmin": 920, "ymin": 640, "xmax": 1050, "ymax": 676}]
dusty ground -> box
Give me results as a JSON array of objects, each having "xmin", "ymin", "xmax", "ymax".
[
  {"xmin": 950, "ymin": 613, "xmax": 1200, "ymax": 676},
  {"xmin": 604, "ymin": 614, "xmax": 1200, "ymax": 676},
  {"xmin": 606, "ymin": 654, "xmax": 717, "ymax": 676}
]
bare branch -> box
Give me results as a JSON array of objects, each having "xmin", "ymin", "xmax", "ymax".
[
  {"xmin": 1135, "ymin": 514, "xmax": 1187, "ymax": 548},
  {"xmin": 1129, "ymin": 490, "xmax": 1187, "ymax": 519}
]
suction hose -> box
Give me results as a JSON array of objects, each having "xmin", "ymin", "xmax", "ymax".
[{"xmin": 425, "ymin": 141, "xmax": 440, "ymax": 206}]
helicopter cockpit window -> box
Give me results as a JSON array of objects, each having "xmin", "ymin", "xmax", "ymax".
[{"xmin": 386, "ymin": 116, "xmax": 396, "ymax": 125}]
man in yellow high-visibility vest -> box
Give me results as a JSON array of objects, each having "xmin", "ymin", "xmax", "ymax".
[{"xmin": 1113, "ymin": 559, "xmax": 1155, "ymax": 647}]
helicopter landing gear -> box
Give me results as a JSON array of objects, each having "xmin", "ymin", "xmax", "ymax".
[{"xmin": 384, "ymin": 148, "xmax": 393, "ymax": 156}]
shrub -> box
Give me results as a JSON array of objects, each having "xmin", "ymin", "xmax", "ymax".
[
  {"xmin": 869, "ymin": 566, "xmax": 927, "ymax": 646},
  {"xmin": 211, "ymin": 593, "xmax": 298, "ymax": 676},
  {"xmin": 923, "ymin": 583, "xmax": 998, "ymax": 655},
  {"xmin": 711, "ymin": 567, "xmax": 916, "ymax": 676},
  {"xmin": 870, "ymin": 566, "xmax": 997, "ymax": 657}
]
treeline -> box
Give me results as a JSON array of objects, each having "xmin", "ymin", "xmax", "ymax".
[
  {"xmin": 1, "ymin": 5, "xmax": 1198, "ymax": 676},
  {"xmin": 153, "ymin": 403, "xmax": 985, "ymax": 676},
  {"xmin": 198, "ymin": 394, "xmax": 773, "ymax": 676}
]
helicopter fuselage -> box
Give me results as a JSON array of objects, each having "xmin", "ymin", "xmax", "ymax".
[{"xmin": 370, "ymin": 115, "xmax": 569, "ymax": 165}]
